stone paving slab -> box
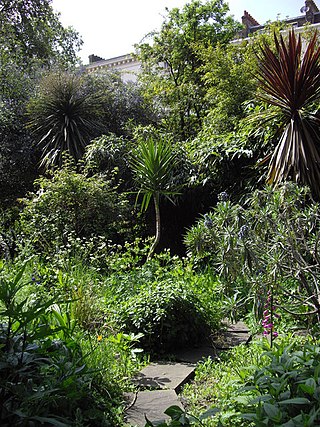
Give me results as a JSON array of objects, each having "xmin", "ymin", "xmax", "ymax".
[
  {"xmin": 132, "ymin": 361, "xmax": 195, "ymax": 392},
  {"xmin": 225, "ymin": 321, "xmax": 250, "ymax": 333},
  {"xmin": 125, "ymin": 389, "xmax": 183, "ymax": 427},
  {"xmin": 214, "ymin": 330, "xmax": 251, "ymax": 349}
]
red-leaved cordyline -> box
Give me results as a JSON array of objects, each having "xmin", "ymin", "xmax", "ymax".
[{"xmin": 262, "ymin": 289, "xmax": 279, "ymax": 346}]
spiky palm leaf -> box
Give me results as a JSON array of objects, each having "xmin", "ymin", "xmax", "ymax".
[
  {"xmin": 28, "ymin": 73, "xmax": 102, "ymax": 168},
  {"xmin": 256, "ymin": 30, "xmax": 320, "ymax": 198},
  {"xmin": 130, "ymin": 136, "xmax": 180, "ymax": 211}
]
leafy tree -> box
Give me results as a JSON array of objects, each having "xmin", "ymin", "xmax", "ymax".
[
  {"xmin": 255, "ymin": 30, "xmax": 320, "ymax": 198},
  {"xmin": 130, "ymin": 130, "xmax": 182, "ymax": 259},
  {"xmin": 0, "ymin": 0, "xmax": 81, "ymax": 116},
  {"xmin": 81, "ymin": 71, "xmax": 157, "ymax": 138},
  {"xmin": 199, "ymin": 40, "xmax": 258, "ymax": 133},
  {"xmin": 0, "ymin": 0, "xmax": 82, "ymax": 202},
  {"xmin": 136, "ymin": 0, "xmax": 241, "ymax": 140},
  {"xmin": 84, "ymin": 133, "xmax": 133, "ymax": 193},
  {"xmin": 183, "ymin": 38, "xmax": 261, "ymax": 196},
  {"xmin": 0, "ymin": 64, "xmax": 39, "ymax": 202},
  {"xmin": 0, "ymin": 0, "xmax": 81, "ymax": 107},
  {"xmin": 84, "ymin": 134, "xmax": 129, "ymax": 174},
  {"xmin": 185, "ymin": 26, "xmax": 319, "ymax": 199},
  {"xmin": 0, "ymin": 0, "xmax": 82, "ymax": 68},
  {"xmin": 0, "ymin": 129, "xmax": 39, "ymax": 203}
]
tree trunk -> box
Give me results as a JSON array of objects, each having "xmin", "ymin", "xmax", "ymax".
[{"xmin": 147, "ymin": 193, "xmax": 161, "ymax": 260}]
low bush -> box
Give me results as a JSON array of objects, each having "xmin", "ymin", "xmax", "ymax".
[
  {"xmin": 241, "ymin": 341, "xmax": 320, "ymax": 426},
  {"xmin": 116, "ymin": 280, "xmax": 215, "ymax": 355}
]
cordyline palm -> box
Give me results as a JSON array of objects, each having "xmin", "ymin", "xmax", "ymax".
[
  {"xmin": 130, "ymin": 135, "xmax": 180, "ymax": 260},
  {"xmin": 28, "ymin": 72, "xmax": 102, "ymax": 169},
  {"xmin": 256, "ymin": 30, "xmax": 320, "ymax": 198}
]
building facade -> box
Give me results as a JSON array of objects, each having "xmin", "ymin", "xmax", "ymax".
[{"xmin": 86, "ymin": 53, "xmax": 141, "ymax": 83}]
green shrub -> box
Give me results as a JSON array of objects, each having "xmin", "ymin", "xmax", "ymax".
[
  {"xmin": 184, "ymin": 183, "xmax": 320, "ymax": 326},
  {"xmin": 98, "ymin": 250, "xmax": 222, "ymax": 356},
  {"xmin": 145, "ymin": 337, "xmax": 320, "ymax": 426},
  {"xmin": 18, "ymin": 163, "xmax": 132, "ymax": 257},
  {"xmin": 117, "ymin": 280, "xmax": 214, "ymax": 355},
  {"xmin": 84, "ymin": 133, "xmax": 131, "ymax": 184},
  {"xmin": 241, "ymin": 342, "xmax": 320, "ymax": 426},
  {"xmin": 182, "ymin": 336, "xmax": 315, "ymax": 427}
]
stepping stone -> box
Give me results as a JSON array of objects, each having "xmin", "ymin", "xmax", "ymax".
[
  {"xmin": 227, "ymin": 321, "xmax": 250, "ymax": 333},
  {"xmin": 125, "ymin": 389, "xmax": 183, "ymax": 427},
  {"xmin": 215, "ymin": 330, "xmax": 250, "ymax": 349},
  {"xmin": 133, "ymin": 361, "xmax": 195, "ymax": 392}
]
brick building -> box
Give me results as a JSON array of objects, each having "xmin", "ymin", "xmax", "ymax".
[{"xmin": 241, "ymin": 0, "xmax": 320, "ymax": 37}]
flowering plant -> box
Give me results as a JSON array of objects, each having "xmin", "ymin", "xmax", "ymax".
[{"xmin": 262, "ymin": 288, "xmax": 280, "ymax": 346}]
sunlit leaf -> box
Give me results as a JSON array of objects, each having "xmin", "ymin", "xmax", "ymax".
[{"xmin": 256, "ymin": 30, "xmax": 320, "ymax": 198}]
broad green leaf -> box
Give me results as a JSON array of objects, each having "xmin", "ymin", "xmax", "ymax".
[
  {"xmin": 263, "ymin": 403, "xmax": 282, "ymax": 422},
  {"xmin": 279, "ymin": 397, "xmax": 310, "ymax": 405},
  {"xmin": 164, "ymin": 405, "xmax": 184, "ymax": 419},
  {"xmin": 199, "ymin": 407, "xmax": 220, "ymax": 420}
]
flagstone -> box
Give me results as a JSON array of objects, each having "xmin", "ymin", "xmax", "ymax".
[
  {"xmin": 125, "ymin": 389, "xmax": 183, "ymax": 427},
  {"xmin": 132, "ymin": 361, "xmax": 195, "ymax": 392}
]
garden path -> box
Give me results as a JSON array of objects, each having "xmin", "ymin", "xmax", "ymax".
[{"xmin": 124, "ymin": 321, "xmax": 250, "ymax": 426}]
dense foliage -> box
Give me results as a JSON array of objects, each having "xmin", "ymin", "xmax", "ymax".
[
  {"xmin": 0, "ymin": 0, "xmax": 82, "ymax": 67},
  {"xmin": 0, "ymin": 263, "xmax": 118, "ymax": 426},
  {"xmin": 185, "ymin": 183, "xmax": 320, "ymax": 326},
  {"xmin": 180, "ymin": 336, "xmax": 320, "ymax": 427},
  {"xmin": 136, "ymin": 0, "xmax": 241, "ymax": 140},
  {"xmin": 2, "ymin": 0, "xmax": 320, "ymax": 425},
  {"xmin": 18, "ymin": 163, "xmax": 132, "ymax": 257},
  {"xmin": 0, "ymin": 0, "xmax": 82, "ymax": 201}
]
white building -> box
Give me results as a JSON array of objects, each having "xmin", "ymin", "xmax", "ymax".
[{"xmin": 86, "ymin": 53, "xmax": 141, "ymax": 83}]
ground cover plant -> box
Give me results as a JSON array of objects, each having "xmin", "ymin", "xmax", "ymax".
[
  {"xmin": 0, "ymin": 256, "xmax": 158, "ymax": 426},
  {"xmin": 0, "ymin": 237, "xmax": 225, "ymax": 424},
  {"xmin": 180, "ymin": 335, "xmax": 320, "ymax": 427},
  {"xmin": 0, "ymin": 262, "xmax": 116, "ymax": 426}
]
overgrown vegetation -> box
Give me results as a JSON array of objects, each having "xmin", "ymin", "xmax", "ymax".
[{"xmin": 2, "ymin": 0, "xmax": 320, "ymax": 425}]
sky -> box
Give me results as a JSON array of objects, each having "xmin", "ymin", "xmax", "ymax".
[{"xmin": 51, "ymin": 0, "xmax": 310, "ymax": 64}]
